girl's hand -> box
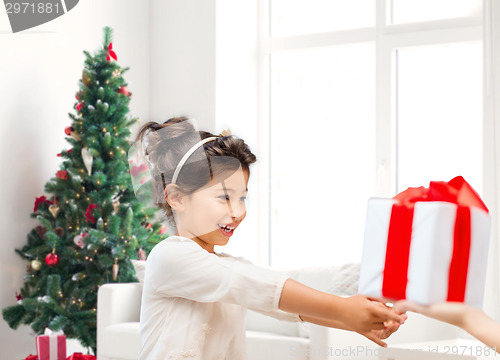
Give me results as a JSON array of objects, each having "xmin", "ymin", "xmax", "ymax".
[
  {"xmin": 370, "ymin": 312, "xmax": 407, "ymax": 342},
  {"xmin": 340, "ymin": 295, "xmax": 406, "ymax": 347}
]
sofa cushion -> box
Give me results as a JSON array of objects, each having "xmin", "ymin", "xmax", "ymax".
[
  {"xmin": 246, "ymin": 309, "xmax": 300, "ymax": 337},
  {"xmin": 100, "ymin": 322, "xmax": 140, "ymax": 360},
  {"xmin": 246, "ymin": 330, "xmax": 309, "ymax": 360},
  {"xmin": 284, "ymin": 263, "xmax": 360, "ymax": 338}
]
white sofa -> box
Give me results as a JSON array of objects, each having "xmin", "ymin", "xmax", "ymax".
[{"xmin": 97, "ymin": 264, "xmax": 458, "ymax": 360}]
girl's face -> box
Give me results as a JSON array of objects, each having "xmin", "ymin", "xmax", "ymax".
[{"xmin": 175, "ymin": 166, "xmax": 249, "ymax": 253}]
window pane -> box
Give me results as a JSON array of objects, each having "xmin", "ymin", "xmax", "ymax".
[
  {"xmin": 271, "ymin": 0, "xmax": 375, "ymax": 37},
  {"xmin": 270, "ymin": 44, "xmax": 375, "ymax": 268},
  {"xmin": 397, "ymin": 42, "xmax": 483, "ymax": 195},
  {"xmin": 390, "ymin": 0, "xmax": 482, "ymax": 25}
]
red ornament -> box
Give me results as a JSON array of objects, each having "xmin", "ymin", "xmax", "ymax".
[
  {"xmin": 159, "ymin": 224, "xmax": 167, "ymax": 234},
  {"xmin": 65, "ymin": 126, "xmax": 74, "ymax": 135},
  {"xmin": 45, "ymin": 252, "xmax": 60, "ymax": 267},
  {"xmin": 75, "ymin": 90, "xmax": 82, "ymax": 100},
  {"xmin": 85, "ymin": 204, "xmax": 98, "ymax": 224},
  {"xmin": 24, "ymin": 355, "xmax": 38, "ymax": 360},
  {"xmin": 56, "ymin": 170, "xmax": 68, "ymax": 180},
  {"xmin": 118, "ymin": 86, "xmax": 132, "ymax": 97},
  {"xmin": 106, "ymin": 42, "xmax": 117, "ymax": 62},
  {"xmin": 16, "ymin": 291, "xmax": 22, "ymax": 301},
  {"xmin": 76, "ymin": 102, "xmax": 84, "ymax": 112}
]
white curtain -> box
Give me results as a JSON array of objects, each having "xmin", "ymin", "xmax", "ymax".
[{"xmin": 483, "ymin": 0, "xmax": 500, "ymax": 321}]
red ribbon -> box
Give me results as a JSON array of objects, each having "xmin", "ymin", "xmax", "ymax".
[
  {"xmin": 382, "ymin": 176, "xmax": 488, "ymax": 301},
  {"xmin": 106, "ymin": 43, "xmax": 117, "ymax": 62}
]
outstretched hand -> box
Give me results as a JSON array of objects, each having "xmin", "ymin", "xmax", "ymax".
[
  {"xmin": 341, "ymin": 295, "xmax": 407, "ymax": 347},
  {"xmin": 369, "ymin": 306, "xmax": 407, "ymax": 343},
  {"xmin": 394, "ymin": 300, "xmax": 467, "ymax": 327}
]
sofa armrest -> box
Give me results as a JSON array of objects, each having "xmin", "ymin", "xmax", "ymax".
[
  {"xmin": 97, "ymin": 282, "xmax": 143, "ymax": 328},
  {"xmin": 97, "ymin": 282, "xmax": 143, "ymax": 358}
]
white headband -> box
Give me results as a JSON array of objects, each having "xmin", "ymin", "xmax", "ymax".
[{"xmin": 171, "ymin": 137, "xmax": 218, "ymax": 185}]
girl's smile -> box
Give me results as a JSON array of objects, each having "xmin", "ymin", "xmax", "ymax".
[{"xmin": 173, "ymin": 166, "xmax": 249, "ymax": 253}]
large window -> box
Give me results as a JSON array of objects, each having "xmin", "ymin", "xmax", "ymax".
[{"xmin": 261, "ymin": 0, "xmax": 484, "ymax": 268}]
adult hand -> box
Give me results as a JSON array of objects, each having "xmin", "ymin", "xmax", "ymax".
[{"xmin": 394, "ymin": 300, "xmax": 469, "ymax": 328}]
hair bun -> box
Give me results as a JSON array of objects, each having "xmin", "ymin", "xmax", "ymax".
[
  {"xmin": 135, "ymin": 117, "xmax": 202, "ymax": 176},
  {"xmin": 158, "ymin": 117, "xmax": 197, "ymax": 140}
]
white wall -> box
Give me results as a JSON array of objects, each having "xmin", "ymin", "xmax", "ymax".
[
  {"xmin": 149, "ymin": 0, "xmax": 217, "ymax": 131},
  {"xmin": 0, "ymin": 1, "xmax": 151, "ymax": 357}
]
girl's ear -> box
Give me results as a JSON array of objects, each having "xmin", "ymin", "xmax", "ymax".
[{"xmin": 165, "ymin": 184, "xmax": 185, "ymax": 212}]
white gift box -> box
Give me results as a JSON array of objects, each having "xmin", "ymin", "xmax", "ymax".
[{"xmin": 358, "ymin": 197, "xmax": 491, "ymax": 307}]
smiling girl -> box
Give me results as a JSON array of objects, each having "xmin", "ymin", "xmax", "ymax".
[{"xmin": 135, "ymin": 117, "xmax": 405, "ymax": 360}]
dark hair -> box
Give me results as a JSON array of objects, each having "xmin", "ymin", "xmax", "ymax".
[{"xmin": 135, "ymin": 117, "xmax": 257, "ymax": 227}]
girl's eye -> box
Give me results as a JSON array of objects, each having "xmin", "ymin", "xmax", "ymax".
[{"xmin": 217, "ymin": 195, "xmax": 247, "ymax": 201}]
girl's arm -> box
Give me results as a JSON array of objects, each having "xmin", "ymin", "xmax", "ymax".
[
  {"xmin": 299, "ymin": 313, "xmax": 404, "ymax": 342},
  {"xmin": 279, "ymin": 279, "xmax": 406, "ymax": 347},
  {"xmin": 394, "ymin": 300, "xmax": 500, "ymax": 353},
  {"xmin": 299, "ymin": 314, "xmax": 351, "ymax": 330}
]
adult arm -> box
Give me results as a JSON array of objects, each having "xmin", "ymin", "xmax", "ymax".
[{"xmin": 394, "ymin": 300, "xmax": 500, "ymax": 353}]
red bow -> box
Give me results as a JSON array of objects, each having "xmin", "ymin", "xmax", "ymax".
[
  {"xmin": 85, "ymin": 204, "xmax": 99, "ymax": 224},
  {"xmin": 393, "ymin": 176, "xmax": 488, "ymax": 212},
  {"xmin": 106, "ymin": 43, "xmax": 117, "ymax": 62},
  {"xmin": 383, "ymin": 176, "xmax": 488, "ymax": 301},
  {"xmin": 34, "ymin": 195, "xmax": 53, "ymax": 212}
]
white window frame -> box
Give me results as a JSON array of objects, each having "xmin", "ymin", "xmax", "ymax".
[{"xmin": 256, "ymin": 0, "xmax": 485, "ymax": 268}]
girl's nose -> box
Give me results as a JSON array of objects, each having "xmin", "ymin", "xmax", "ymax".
[
  {"xmin": 228, "ymin": 200, "xmax": 246, "ymax": 221},
  {"xmin": 231, "ymin": 211, "xmax": 246, "ymax": 222}
]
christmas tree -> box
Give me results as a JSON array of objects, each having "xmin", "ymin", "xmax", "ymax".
[{"xmin": 2, "ymin": 27, "xmax": 165, "ymax": 354}]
